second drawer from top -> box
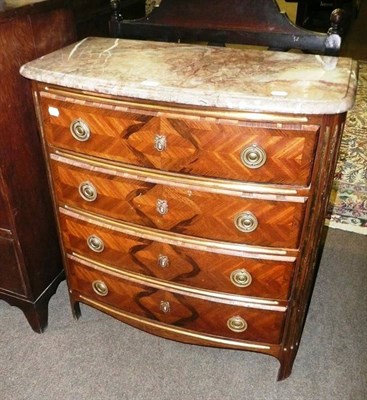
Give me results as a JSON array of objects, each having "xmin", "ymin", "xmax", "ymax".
[{"xmin": 51, "ymin": 156, "xmax": 306, "ymax": 248}]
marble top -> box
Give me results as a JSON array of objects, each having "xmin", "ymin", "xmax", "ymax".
[{"xmin": 20, "ymin": 37, "xmax": 358, "ymax": 114}]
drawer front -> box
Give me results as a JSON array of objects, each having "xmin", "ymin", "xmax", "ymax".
[
  {"xmin": 52, "ymin": 160, "xmax": 305, "ymax": 248},
  {"xmin": 41, "ymin": 96, "xmax": 318, "ymax": 185},
  {"xmin": 0, "ymin": 237, "xmax": 26, "ymax": 295},
  {"xmin": 60, "ymin": 213, "xmax": 295, "ymax": 300},
  {"xmin": 68, "ymin": 258, "xmax": 285, "ymax": 344}
]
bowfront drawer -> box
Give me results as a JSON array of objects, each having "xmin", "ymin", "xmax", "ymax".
[
  {"xmin": 68, "ymin": 257, "xmax": 285, "ymax": 344},
  {"xmin": 52, "ymin": 158, "xmax": 306, "ymax": 248},
  {"xmin": 59, "ymin": 213, "xmax": 295, "ymax": 301},
  {"xmin": 41, "ymin": 95, "xmax": 318, "ymax": 185}
]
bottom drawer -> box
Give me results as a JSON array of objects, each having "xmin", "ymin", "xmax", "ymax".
[{"xmin": 67, "ymin": 257, "xmax": 286, "ymax": 344}]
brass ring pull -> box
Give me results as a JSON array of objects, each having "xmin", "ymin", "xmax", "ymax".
[
  {"xmin": 240, "ymin": 144, "xmax": 267, "ymax": 169},
  {"xmin": 160, "ymin": 300, "xmax": 171, "ymax": 314},
  {"xmin": 227, "ymin": 316, "xmax": 248, "ymax": 333},
  {"xmin": 87, "ymin": 235, "xmax": 105, "ymax": 253},
  {"xmin": 156, "ymin": 199, "xmax": 168, "ymax": 215},
  {"xmin": 79, "ymin": 181, "xmax": 97, "ymax": 202},
  {"xmin": 70, "ymin": 119, "xmax": 91, "ymax": 142},
  {"xmin": 234, "ymin": 211, "xmax": 258, "ymax": 233},
  {"xmin": 92, "ymin": 280, "xmax": 109, "ymax": 296},
  {"xmin": 158, "ymin": 255, "xmax": 169, "ymax": 268},
  {"xmin": 230, "ymin": 269, "xmax": 252, "ymax": 288},
  {"xmin": 154, "ymin": 135, "xmax": 167, "ymax": 152}
]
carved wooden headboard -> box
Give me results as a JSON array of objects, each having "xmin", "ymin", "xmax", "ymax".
[
  {"xmin": 109, "ymin": 0, "xmax": 341, "ymax": 55},
  {"xmin": 109, "ymin": 0, "xmax": 343, "ymax": 55}
]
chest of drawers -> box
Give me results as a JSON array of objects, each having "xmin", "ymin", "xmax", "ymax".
[{"xmin": 20, "ymin": 37, "xmax": 357, "ymax": 379}]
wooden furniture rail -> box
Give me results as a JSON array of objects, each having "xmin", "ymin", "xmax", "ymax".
[{"xmin": 109, "ymin": 0, "xmax": 344, "ymax": 55}]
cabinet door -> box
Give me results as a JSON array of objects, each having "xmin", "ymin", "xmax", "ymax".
[
  {"xmin": 0, "ymin": 172, "xmax": 11, "ymax": 231},
  {"xmin": 0, "ymin": 237, "xmax": 26, "ymax": 296}
]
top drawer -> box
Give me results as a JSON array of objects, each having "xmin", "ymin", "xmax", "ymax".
[{"xmin": 40, "ymin": 94, "xmax": 319, "ymax": 186}]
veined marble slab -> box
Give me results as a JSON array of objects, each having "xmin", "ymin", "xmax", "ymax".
[{"xmin": 20, "ymin": 37, "xmax": 358, "ymax": 114}]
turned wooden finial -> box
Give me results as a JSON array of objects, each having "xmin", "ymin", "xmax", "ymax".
[
  {"xmin": 324, "ymin": 8, "xmax": 344, "ymax": 55},
  {"xmin": 328, "ymin": 8, "xmax": 345, "ymax": 36},
  {"xmin": 110, "ymin": 0, "xmax": 122, "ymax": 22}
]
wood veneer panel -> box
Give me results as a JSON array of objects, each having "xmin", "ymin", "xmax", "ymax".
[
  {"xmin": 68, "ymin": 257, "xmax": 286, "ymax": 344},
  {"xmin": 59, "ymin": 213, "xmax": 295, "ymax": 300},
  {"xmin": 51, "ymin": 158, "xmax": 306, "ymax": 248},
  {"xmin": 40, "ymin": 95, "xmax": 319, "ymax": 185}
]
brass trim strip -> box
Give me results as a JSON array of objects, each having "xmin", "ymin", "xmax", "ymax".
[
  {"xmin": 60, "ymin": 206, "xmax": 298, "ymax": 261},
  {"xmin": 69, "ymin": 253, "xmax": 287, "ymax": 311},
  {"xmin": 51, "ymin": 151, "xmax": 308, "ymax": 201},
  {"xmin": 41, "ymin": 87, "xmax": 309, "ymax": 124},
  {"xmin": 78, "ymin": 295, "xmax": 272, "ymax": 350}
]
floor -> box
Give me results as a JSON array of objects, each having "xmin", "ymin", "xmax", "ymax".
[{"xmin": 1, "ymin": 2, "xmax": 367, "ymax": 399}]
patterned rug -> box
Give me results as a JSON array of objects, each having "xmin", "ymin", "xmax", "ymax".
[{"xmin": 326, "ymin": 61, "xmax": 367, "ymax": 234}]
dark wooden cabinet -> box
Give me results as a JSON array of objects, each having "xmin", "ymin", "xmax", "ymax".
[
  {"xmin": 0, "ymin": 1, "xmax": 77, "ymax": 332},
  {"xmin": 292, "ymin": 0, "xmax": 358, "ymax": 32},
  {"xmin": 72, "ymin": 0, "xmax": 146, "ymax": 39}
]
